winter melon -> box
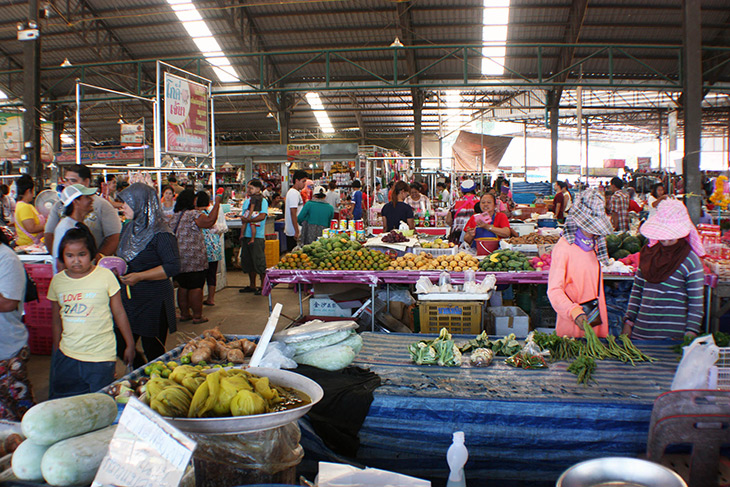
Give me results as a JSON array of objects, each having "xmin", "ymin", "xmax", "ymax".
[
  {"xmin": 21, "ymin": 393, "xmax": 117, "ymax": 445},
  {"xmin": 41, "ymin": 425, "xmax": 116, "ymax": 486},
  {"xmin": 11, "ymin": 439, "xmax": 50, "ymax": 481}
]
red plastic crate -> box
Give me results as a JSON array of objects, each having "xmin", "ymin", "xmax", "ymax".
[
  {"xmin": 24, "ymin": 300, "xmax": 53, "ymax": 326},
  {"xmin": 26, "ymin": 322, "xmax": 53, "ymax": 355},
  {"xmin": 24, "ymin": 263, "xmax": 53, "ymax": 297}
]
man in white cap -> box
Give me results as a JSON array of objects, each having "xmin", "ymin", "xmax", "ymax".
[
  {"xmin": 52, "ymin": 184, "xmax": 97, "ymax": 272},
  {"xmin": 446, "ymin": 179, "xmax": 478, "ymax": 243}
]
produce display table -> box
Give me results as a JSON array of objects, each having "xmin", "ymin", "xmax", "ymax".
[
  {"xmin": 336, "ymin": 332, "xmax": 678, "ymax": 486},
  {"xmin": 264, "ymin": 268, "xmax": 720, "ymax": 333}
]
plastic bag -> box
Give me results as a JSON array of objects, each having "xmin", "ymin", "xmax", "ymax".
[
  {"xmin": 273, "ymin": 319, "xmax": 358, "ymax": 343},
  {"xmin": 438, "ymin": 271, "xmax": 451, "ymax": 288},
  {"xmin": 671, "ymin": 335, "xmax": 720, "ymax": 390},
  {"xmin": 463, "ymin": 269, "xmax": 476, "ymax": 285},
  {"xmin": 257, "ymin": 341, "xmax": 298, "ymax": 369},
  {"xmin": 213, "ymin": 207, "xmax": 229, "ymax": 234},
  {"xmin": 414, "ymin": 277, "xmax": 434, "ymax": 294}
]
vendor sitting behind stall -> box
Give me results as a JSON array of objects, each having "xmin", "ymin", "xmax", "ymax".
[
  {"xmin": 463, "ymin": 193, "xmax": 511, "ymax": 254},
  {"xmin": 381, "ymin": 181, "xmax": 415, "ymax": 232},
  {"xmin": 446, "ymin": 179, "xmax": 478, "ymax": 244},
  {"xmin": 547, "ymin": 189, "xmax": 612, "ymax": 338},
  {"xmin": 405, "ymin": 182, "xmax": 431, "ymax": 214}
]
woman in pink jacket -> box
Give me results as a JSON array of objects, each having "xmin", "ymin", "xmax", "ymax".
[{"xmin": 547, "ymin": 189, "xmax": 613, "ymax": 338}]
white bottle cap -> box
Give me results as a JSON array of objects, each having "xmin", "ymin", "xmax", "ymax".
[{"xmin": 453, "ymin": 431, "xmax": 465, "ymax": 443}]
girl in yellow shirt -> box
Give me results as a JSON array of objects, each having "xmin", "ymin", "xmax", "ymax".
[{"xmin": 47, "ymin": 226, "xmax": 135, "ymax": 398}]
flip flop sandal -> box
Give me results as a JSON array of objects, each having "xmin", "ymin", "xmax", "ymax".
[
  {"xmin": 192, "ymin": 317, "xmax": 209, "ymax": 324},
  {"xmin": 238, "ymin": 286, "xmax": 255, "ymax": 293},
  {"xmin": 254, "ymin": 288, "xmax": 262, "ymax": 295},
  {"xmin": 179, "ymin": 316, "xmax": 193, "ymax": 323},
  {"xmin": 203, "ymin": 301, "xmax": 215, "ymax": 306}
]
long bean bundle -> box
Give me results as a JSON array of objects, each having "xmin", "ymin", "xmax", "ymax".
[
  {"xmin": 619, "ymin": 334, "xmax": 656, "ymax": 363},
  {"xmin": 568, "ymin": 356, "xmax": 597, "ymax": 385},
  {"xmin": 581, "ymin": 321, "xmax": 610, "ymax": 359}
]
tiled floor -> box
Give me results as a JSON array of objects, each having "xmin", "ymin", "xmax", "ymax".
[{"xmin": 26, "ymin": 271, "xmax": 304, "ymax": 402}]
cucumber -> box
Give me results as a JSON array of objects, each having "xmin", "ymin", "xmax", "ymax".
[
  {"xmin": 22, "ymin": 393, "xmax": 117, "ymax": 445},
  {"xmin": 41, "ymin": 425, "xmax": 116, "ymax": 486},
  {"xmin": 11, "ymin": 439, "xmax": 51, "ymax": 481}
]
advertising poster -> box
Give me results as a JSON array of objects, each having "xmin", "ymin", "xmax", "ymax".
[
  {"xmin": 121, "ymin": 123, "xmax": 145, "ymax": 146},
  {"xmin": 603, "ymin": 159, "xmax": 625, "ymax": 169},
  {"xmin": 164, "ymin": 73, "xmax": 209, "ymax": 156},
  {"xmin": 0, "ymin": 112, "xmax": 54, "ymax": 163},
  {"xmin": 637, "ymin": 157, "xmax": 651, "ymax": 171}
]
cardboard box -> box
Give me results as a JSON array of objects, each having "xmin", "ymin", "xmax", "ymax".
[
  {"xmin": 487, "ymin": 306, "xmax": 530, "ymax": 338},
  {"xmin": 309, "ymin": 296, "xmax": 355, "ymax": 317}
]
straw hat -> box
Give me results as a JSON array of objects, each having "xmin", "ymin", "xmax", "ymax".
[{"xmin": 568, "ymin": 189, "xmax": 613, "ymax": 236}]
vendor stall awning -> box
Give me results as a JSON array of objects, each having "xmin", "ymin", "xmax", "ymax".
[{"xmin": 452, "ymin": 131, "xmax": 512, "ymax": 173}]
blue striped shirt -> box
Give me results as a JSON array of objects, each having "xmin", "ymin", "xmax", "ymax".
[{"xmin": 626, "ymin": 251, "xmax": 704, "ymax": 339}]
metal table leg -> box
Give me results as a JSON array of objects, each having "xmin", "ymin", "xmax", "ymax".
[
  {"xmin": 371, "ymin": 284, "xmax": 376, "ymax": 332},
  {"xmin": 386, "ymin": 283, "xmax": 390, "ymax": 313},
  {"xmin": 298, "ymin": 284, "xmax": 303, "ymax": 318},
  {"xmin": 268, "ymin": 284, "xmax": 273, "ymax": 313}
]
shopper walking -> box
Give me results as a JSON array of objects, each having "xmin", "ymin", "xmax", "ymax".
[
  {"xmin": 446, "ymin": 179, "xmax": 478, "ymax": 244},
  {"xmin": 548, "ymin": 189, "xmax": 613, "ymax": 338},
  {"xmin": 0, "ymin": 229, "xmax": 34, "ymax": 419},
  {"xmin": 239, "ymin": 179, "xmax": 268, "ymax": 295},
  {"xmin": 623, "ymin": 200, "xmax": 704, "ymax": 340},
  {"xmin": 169, "ymin": 189, "xmax": 221, "ymax": 324},
  {"xmin": 52, "ymin": 184, "xmax": 97, "ymax": 273},
  {"xmin": 285, "ymin": 170, "xmax": 307, "ymax": 251},
  {"xmin": 325, "ymin": 180, "xmax": 340, "ymax": 211},
  {"xmin": 553, "ymin": 181, "xmax": 569, "ymax": 221},
  {"xmin": 298, "ymin": 186, "xmax": 335, "ymax": 245},
  {"xmin": 14, "ymin": 175, "xmax": 44, "ymax": 247},
  {"xmin": 381, "ymin": 181, "xmax": 415, "ymax": 232},
  {"xmin": 351, "ymin": 180, "xmax": 364, "ymax": 220},
  {"xmin": 117, "ymin": 183, "xmax": 181, "ymax": 365},
  {"xmin": 608, "ymin": 176, "xmax": 630, "ymax": 232},
  {"xmin": 195, "ymin": 191, "xmax": 224, "ymax": 307},
  {"xmin": 47, "ymin": 227, "xmax": 135, "ymax": 398},
  {"xmin": 44, "ymin": 164, "xmax": 122, "ymax": 257}
]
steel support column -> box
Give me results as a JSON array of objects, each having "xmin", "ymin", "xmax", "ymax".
[
  {"xmin": 412, "ymin": 88, "xmax": 424, "ymax": 170},
  {"xmin": 278, "ymin": 93, "xmax": 290, "ymax": 145},
  {"xmin": 548, "ymin": 91, "xmax": 559, "ymax": 184},
  {"xmin": 23, "ymin": 0, "xmax": 41, "ymax": 183},
  {"xmin": 683, "ymin": 0, "xmax": 702, "ymax": 223}
]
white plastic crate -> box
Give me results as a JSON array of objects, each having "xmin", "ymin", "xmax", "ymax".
[{"xmin": 708, "ymin": 347, "xmax": 730, "ymax": 390}]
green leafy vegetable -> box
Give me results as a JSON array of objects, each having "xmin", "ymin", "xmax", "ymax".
[
  {"xmin": 568, "ymin": 356, "xmax": 597, "ymax": 385},
  {"xmin": 408, "ymin": 328, "xmax": 462, "ymax": 367}
]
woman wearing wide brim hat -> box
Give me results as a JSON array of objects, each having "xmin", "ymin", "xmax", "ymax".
[
  {"xmin": 548, "ymin": 189, "xmax": 613, "ymax": 338},
  {"xmin": 623, "ymin": 199, "xmax": 705, "ymax": 340}
]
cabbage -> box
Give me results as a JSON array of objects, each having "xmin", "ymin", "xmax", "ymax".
[{"xmin": 294, "ymin": 344, "xmax": 356, "ymax": 371}]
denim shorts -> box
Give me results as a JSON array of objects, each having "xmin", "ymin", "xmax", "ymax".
[{"xmin": 49, "ymin": 350, "xmax": 115, "ymax": 399}]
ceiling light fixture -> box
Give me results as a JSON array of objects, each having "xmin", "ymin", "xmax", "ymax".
[
  {"xmin": 390, "ymin": 37, "xmax": 404, "ymax": 48},
  {"xmin": 60, "ymin": 58, "xmax": 72, "ymax": 67}
]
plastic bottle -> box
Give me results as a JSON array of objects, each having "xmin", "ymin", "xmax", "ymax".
[
  {"xmin": 424, "ymin": 209, "xmax": 431, "ymax": 227},
  {"xmin": 446, "ymin": 431, "xmax": 468, "ymax": 487}
]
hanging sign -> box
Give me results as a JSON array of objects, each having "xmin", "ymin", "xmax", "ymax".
[
  {"xmin": 558, "ymin": 165, "xmax": 582, "ymax": 175},
  {"xmin": 637, "ymin": 157, "xmax": 651, "ymax": 171},
  {"xmin": 588, "ymin": 167, "xmax": 619, "ymax": 177},
  {"xmin": 0, "ymin": 112, "xmax": 54, "ymax": 162},
  {"xmin": 603, "ymin": 159, "xmax": 625, "ymax": 169},
  {"xmin": 120, "ymin": 123, "xmax": 145, "ymax": 146},
  {"xmin": 164, "ymin": 73, "xmax": 209, "ymax": 156},
  {"xmin": 55, "ymin": 148, "xmax": 145, "ymax": 163},
  {"xmin": 287, "ymin": 143, "xmax": 320, "ymax": 162}
]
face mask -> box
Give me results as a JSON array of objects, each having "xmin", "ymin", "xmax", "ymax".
[{"xmin": 574, "ymin": 227, "xmax": 595, "ymax": 252}]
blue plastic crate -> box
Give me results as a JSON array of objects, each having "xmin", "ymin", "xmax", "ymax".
[{"xmin": 513, "ymin": 193, "xmax": 536, "ymax": 204}]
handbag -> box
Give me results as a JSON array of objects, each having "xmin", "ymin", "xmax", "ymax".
[{"xmin": 578, "ymin": 265, "xmax": 602, "ymax": 327}]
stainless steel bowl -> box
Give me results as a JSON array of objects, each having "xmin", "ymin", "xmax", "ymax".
[
  {"xmin": 557, "ymin": 457, "xmax": 687, "ymax": 487},
  {"xmin": 164, "ymin": 367, "xmax": 324, "ymax": 434}
]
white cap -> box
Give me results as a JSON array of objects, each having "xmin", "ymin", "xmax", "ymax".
[
  {"xmin": 60, "ymin": 184, "xmax": 96, "ymax": 207},
  {"xmin": 460, "ymin": 179, "xmax": 475, "ymax": 192},
  {"xmin": 313, "ymin": 185, "xmax": 327, "ymax": 197}
]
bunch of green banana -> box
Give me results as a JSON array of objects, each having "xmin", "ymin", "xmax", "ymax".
[{"xmin": 150, "ymin": 385, "xmax": 193, "ymax": 417}]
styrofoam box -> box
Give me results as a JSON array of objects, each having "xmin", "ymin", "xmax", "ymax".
[
  {"xmin": 488, "ymin": 306, "xmax": 530, "ymax": 338},
  {"xmin": 309, "ymin": 296, "xmax": 355, "ymax": 317}
]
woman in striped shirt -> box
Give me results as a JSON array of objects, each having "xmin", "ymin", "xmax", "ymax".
[{"xmin": 623, "ymin": 200, "xmax": 705, "ymax": 340}]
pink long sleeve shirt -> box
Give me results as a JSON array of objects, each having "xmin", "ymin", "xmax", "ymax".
[{"xmin": 547, "ymin": 238, "xmax": 609, "ymax": 338}]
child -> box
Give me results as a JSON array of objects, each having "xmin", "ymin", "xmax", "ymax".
[
  {"xmin": 242, "ymin": 193, "xmax": 264, "ymax": 244},
  {"xmin": 47, "ymin": 226, "xmax": 136, "ymax": 399}
]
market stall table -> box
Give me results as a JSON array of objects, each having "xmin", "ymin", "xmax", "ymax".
[
  {"xmin": 332, "ymin": 332, "xmax": 679, "ymax": 486},
  {"xmin": 367, "ymin": 226, "xmax": 449, "ymax": 236}
]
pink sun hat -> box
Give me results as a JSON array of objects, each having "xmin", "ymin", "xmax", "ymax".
[{"xmin": 640, "ymin": 199, "xmax": 705, "ymax": 256}]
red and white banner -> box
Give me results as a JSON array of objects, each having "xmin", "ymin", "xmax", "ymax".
[{"xmin": 164, "ymin": 73, "xmax": 209, "ymax": 156}]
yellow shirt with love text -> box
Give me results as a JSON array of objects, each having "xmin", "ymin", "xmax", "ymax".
[{"xmin": 47, "ymin": 266, "xmax": 120, "ymax": 362}]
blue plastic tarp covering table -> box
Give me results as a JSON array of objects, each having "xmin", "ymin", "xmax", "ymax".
[{"xmin": 338, "ymin": 332, "xmax": 678, "ymax": 487}]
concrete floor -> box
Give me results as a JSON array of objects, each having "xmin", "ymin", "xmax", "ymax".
[{"xmin": 26, "ymin": 271, "xmax": 305, "ymax": 402}]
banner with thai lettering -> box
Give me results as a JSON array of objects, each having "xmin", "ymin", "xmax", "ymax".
[
  {"xmin": 0, "ymin": 112, "xmax": 54, "ymax": 162},
  {"xmin": 120, "ymin": 123, "xmax": 145, "ymax": 146},
  {"xmin": 164, "ymin": 73, "xmax": 209, "ymax": 156},
  {"xmin": 54, "ymin": 148, "xmax": 145, "ymax": 164},
  {"xmin": 287, "ymin": 143, "xmax": 320, "ymax": 162},
  {"xmin": 637, "ymin": 157, "xmax": 651, "ymax": 171}
]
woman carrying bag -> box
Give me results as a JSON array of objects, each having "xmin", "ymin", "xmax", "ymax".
[{"xmin": 547, "ymin": 189, "xmax": 613, "ymax": 338}]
